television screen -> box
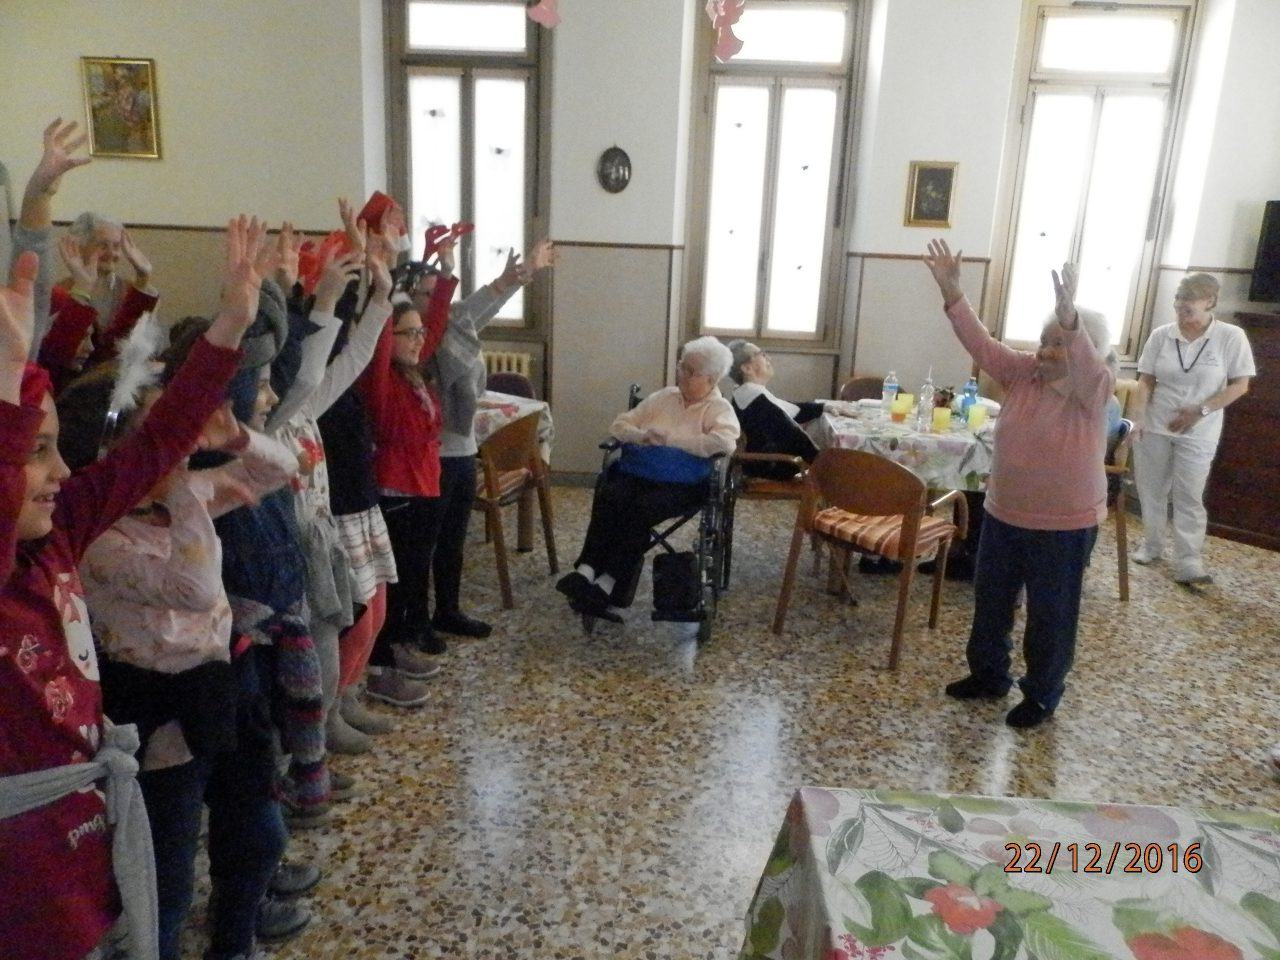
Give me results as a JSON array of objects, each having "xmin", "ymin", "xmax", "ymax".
[{"xmin": 1249, "ymin": 200, "xmax": 1280, "ymax": 302}]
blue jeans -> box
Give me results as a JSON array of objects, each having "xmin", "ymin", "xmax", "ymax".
[
  {"xmin": 138, "ymin": 653, "xmax": 287, "ymax": 960},
  {"xmin": 966, "ymin": 514, "xmax": 1097, "ymax": 711}
]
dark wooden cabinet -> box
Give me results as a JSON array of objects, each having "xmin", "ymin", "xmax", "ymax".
[{"xmin": 1205, "ymin": 312, "xmax": 1280, "ymax": 550}]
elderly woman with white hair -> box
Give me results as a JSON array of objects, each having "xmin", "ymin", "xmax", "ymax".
[
  {"xmin": 557, "ymin": 336, "xmax": 740, "ymax": 619},
  {"xmin": 923, "ymin": 239, "xmax": 1115, "ymax": 729},
  {"xmin": 38, "ymin": 211, "xmax": 158, "ymax": 394}
]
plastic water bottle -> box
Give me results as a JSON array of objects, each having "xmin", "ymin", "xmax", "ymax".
[
  {"xmin": 960, "ymin": 376, "xmax": 979, "ymax": 417},
  {"xmin": 881, "ymin": 371, "xmax": 899, "ymax": 414},
  {"xmin": 917, "ymin": 367, "xmax": 935, "ymax": 427}
]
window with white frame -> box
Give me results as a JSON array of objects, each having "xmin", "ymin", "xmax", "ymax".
[
  {"xmin": 1000, "ymin": 4, "xmax": 1191, "ymax": 355},
  {"xmin": 389, "ymin": 0, "xmax": 543, "ymax": 325},
  {"xmin": 691, "ymin": 1, "xmax": 855, "ymax": 341}
]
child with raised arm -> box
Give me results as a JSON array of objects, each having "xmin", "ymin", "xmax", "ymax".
[{"xmin": 0, "ymin": 218, "xmax": 270, "ymax": 960}]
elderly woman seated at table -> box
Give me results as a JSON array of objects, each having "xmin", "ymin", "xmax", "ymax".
[
  {"xmin": 727, "ymin": 339, "xmax": 856, "ymax": 480},
  {"xmin": 556, "ymin": 336, "xmax": 739, "ymax": 619}
]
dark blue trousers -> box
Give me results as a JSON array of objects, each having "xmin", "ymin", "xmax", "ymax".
[
  {"xmin": 138, "ymin": 652, "xmax": 287, "ymax": 960},
  {"xmin": 966, "ymin": 514, "xmax": 1097, "ymax": 711}
]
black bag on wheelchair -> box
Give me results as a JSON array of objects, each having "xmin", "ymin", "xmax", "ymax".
[{"xmin": 653, "ymin": 551, "xmax": 699, "ymax": 613}]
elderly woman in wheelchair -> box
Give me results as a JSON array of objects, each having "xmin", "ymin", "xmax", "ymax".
[{"xmin": 556, "ymin": 336, "xmax": 740, "ymax": 622}]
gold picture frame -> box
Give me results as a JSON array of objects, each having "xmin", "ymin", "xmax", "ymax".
[
  {"xmin": 904, "ymin": 161, "xmax": 957, "ymax": 228},
  {"xmin": 80, "ymin": 57, "xmax": 161, "ymax": 159}
]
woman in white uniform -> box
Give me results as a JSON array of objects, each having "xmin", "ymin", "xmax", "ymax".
[{"xmin": 1131, "ymin": 273, "xmax": 1255, "ymax": 584}]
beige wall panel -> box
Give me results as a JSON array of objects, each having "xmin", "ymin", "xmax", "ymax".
[
  {"xmin": 120, "ymin": 227, "xmax": 224, "ymax": 328},
  {"xmin": 851, "ymin": 256, "xmax": 984, "ymax": 397},
  {"xmin": 549, "ymin": 245, "xmax": 675, "ymax": 474}
]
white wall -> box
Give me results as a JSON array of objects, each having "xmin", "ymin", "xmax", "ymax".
[
  {"xmin": 1176, "ymin": 0, "xmax": 1280, "ymax": 268},
  {"xmin": 548, "ymin": 0, "xmax": 694, "ymax": 244},
  {"xmin": 848, "ymin": 0, "xmax": 1021, "ymax": 256},
  {"xmin": 0, "ymin": 0, "xmax": 381, "ymax": 229}
]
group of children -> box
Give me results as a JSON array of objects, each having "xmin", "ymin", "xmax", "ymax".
[{"xmin": 1, "ymin": 119, "xmax": 554, "ymax": 960}]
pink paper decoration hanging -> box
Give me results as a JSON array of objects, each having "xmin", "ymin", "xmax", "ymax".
[{"xmin": 528, "ymin": 0, "xmax": 561, "ymax": 29}]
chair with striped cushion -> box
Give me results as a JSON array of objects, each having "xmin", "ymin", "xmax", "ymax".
[
  {"xmin": 771, "ymin": 448, "xmax": 968, "ymax": 670},
  {"xmin": 473, "ymin": 412, "xmax": 558, "ymax": 608}
]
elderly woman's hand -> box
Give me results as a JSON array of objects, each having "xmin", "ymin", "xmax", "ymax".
[
  {"xmin": 640, "ymin": 426, "xmax": 668, "ymax": 446},
  {"xmin": 923, "ymin": 239, "xmax": 964, "ymax": 307},
  {"xmin": 1052, "ymin": 262, "xmax": 1079, "ymax": 329}
]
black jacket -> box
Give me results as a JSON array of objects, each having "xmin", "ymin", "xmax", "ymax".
[{"xmin": 731, "ymin": 392, "xmax": 822, "ymax": 480}]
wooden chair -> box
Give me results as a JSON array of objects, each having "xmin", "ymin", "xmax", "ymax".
[
  {"xmin": 472, "ymin": 413, "xmax": 558, "ymax": 608},
  {"xmin": 486, "ymin": 371, "xmax": 536, "ymax": 398},
  {"xmin": 723, "ymin": 433, "xmax": 810, "ymax": 588},
  {"xmin": 838, "ymin": 375, "xmax": 884, "ymax": 402},
  {"xmin": 772, "ymin": 449, "xmax": 968, "ymax": 670},
  {"xmin": 1107, "ymin": 417, "xmax": 1135, "ymax": 601}
]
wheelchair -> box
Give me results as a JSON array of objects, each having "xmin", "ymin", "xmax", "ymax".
[{"xmin": 578, "ymin": 384, "xmax": 731, "ymax": 644}]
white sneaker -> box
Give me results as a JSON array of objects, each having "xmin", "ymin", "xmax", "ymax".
[
  {"xmin": 1173, "ymin": 566, "xmax": 1213, "ymax": 585},
  {"xmin": 1131, "ymin": 543, "xmax": 1162, "ymax": 565}
]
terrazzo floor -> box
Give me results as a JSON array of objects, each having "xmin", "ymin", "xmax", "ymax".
[{"xmin": 191, "ymin": 485, "xmax": 1278, "ymax": 959}]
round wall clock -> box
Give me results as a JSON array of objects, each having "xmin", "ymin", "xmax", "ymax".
[{"xmin": 597, "ymin": 146, "xmax": 632, "ymax": 193}]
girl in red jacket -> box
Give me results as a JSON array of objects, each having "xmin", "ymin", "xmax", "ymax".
[{"xmin": 0, "ymin": 218, "xmax": 272, "ymax": 960}]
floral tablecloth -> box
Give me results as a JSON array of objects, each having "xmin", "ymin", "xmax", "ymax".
[
  {"xmin": 741, "ymin": 786, "xmax": 1280, "ymax": 960},
  {"xmin": 811, "ymin": 414, "xmax": 994, "ymax": 492},
  {"xmin": 474, "ymin": 390, "xmax": 555, "ymax": 464}
]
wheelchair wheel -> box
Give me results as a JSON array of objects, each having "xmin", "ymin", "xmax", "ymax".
[
  {"xmin": 721, "ymin": 474, "xmax": 737, "ymax": 591},
  {"xmin": 695, "ymin": 484, "xmax": 725, "ymax": 644}
]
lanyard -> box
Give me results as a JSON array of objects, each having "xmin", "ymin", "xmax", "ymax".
[{"xmin": 1175, "ymin": 337, "xmax": 1210, "ymax": 374}]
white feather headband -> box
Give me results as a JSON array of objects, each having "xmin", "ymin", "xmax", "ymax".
[{"xmin": 100, "ymin": 313, "xmax": 163, "ymax": 453}]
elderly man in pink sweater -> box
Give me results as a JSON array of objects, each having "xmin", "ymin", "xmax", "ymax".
[{"xmin": 923, "ymin": 239, "xmax": 1114, "ymax": 728}]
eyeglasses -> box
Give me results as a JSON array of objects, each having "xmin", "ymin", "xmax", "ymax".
[{"xmin": 394, "ymin": 327, "xmax": 426, "ymax": 340}]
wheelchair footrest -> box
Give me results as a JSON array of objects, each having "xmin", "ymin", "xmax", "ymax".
[{"xmin": 651, "ymin": 609, "xmax": 707, "ymax": 623}]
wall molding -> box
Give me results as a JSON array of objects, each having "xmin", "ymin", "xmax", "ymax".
[
  {"xmin": 849, "ymin": 251, "xmax": 992, "ymax": 264},
  {"xmin": 1157, "ymin": 264, "xmax": 1252, "ymax": 274},
  {"xmin": 554, "ymin": 240, "xmax": 685, "ymax": 251}
]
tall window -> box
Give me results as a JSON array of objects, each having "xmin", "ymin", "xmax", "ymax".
[
  {"xmin": 1001, "ymin": 4, "xmax": 1190, "ymax": 354},
  {"xmin": 389, "ymin": 0, "xmax": 544, "ymax": 325},
  {"xmin": 691, "ymin": 1, "xmax": 855, "ymax": 341}
]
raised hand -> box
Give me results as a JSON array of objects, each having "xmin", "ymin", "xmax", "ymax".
[
  {"xmin": 195, "ymin": 402, "xmax": 246, "ymax": 451},
  {"xmin": 313, "ymin": 247, "xmax": 362, "ymax": 311},
  {"xmin": 366, "ymin": 249, "xmax": 393, "ymax": 304},
  {"xmin": 1051, "ymin": 262, "xmax": 1079, "ymax": 328},
  {"xmin": 206, "ymin": 216, "xmax": 269, "ymax": 348},
  {"xmin": 496, "ymin": 248, "xmax": 524, "ymax": 293},
  {"xmin": 435, "ymin": 236, "xmax": 457, "ymax": 276},
  {"xmin": 526, "ymin": 237, "xmax": 557, "ymax": 272},
  {"xmin": 59, "ymin": 233, "xmax": 100, "ymax": 293},
  {"xmin": 1, "ymin": 252, "xmax": 39, "ymax": 401},
  {"xmin": 923, "ymin": 238, "xmax": 964, "ymax": 307},
  {"xmin": 365, "ymin": 224, "xmax": 395, "ymax": 271},
  {"xmin": 274, "ymin": 222, "xmax": 302, "ymax": 291},
  {"xmin": 29, "ymin": 118, "xmax": 91, "ymax": 195},
  {"xmin": 338, "ymin": 197, "xmax": 366, "ymax": 256},
  {"xmin": 121, "ymin": 230, "xmax": 154, "ymax": 282}
]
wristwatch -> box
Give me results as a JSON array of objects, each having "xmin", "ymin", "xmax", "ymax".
[{"xmin": 1199, "ymin": 404, "xmax": 1211, "ymax": 417}]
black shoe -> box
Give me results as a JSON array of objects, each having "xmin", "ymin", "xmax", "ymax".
[
  {"xmin": 944, "ymin": 675, "xmax": 1011, "ymax": 700},
  {"xmin": 556, "ymin": 571, "xmax": 592, "ymax": 604},
  {"xmin": 570, "ymin": 583, "xmax": 623, "ymax": 623},
  {"xmin": 858, "ymin": 555, "xmax": 903, "ymax": 575},
  {"xmin": 413, "ymin": 626, "xmax": 447, "ymax": 656},
  {"xmin": 1006, "ymin": 697, "xmax": 1054, "ymax": 729},
  {"xmin": 433, "ymin": 610, "xmax": 492, "ymax": 638}
]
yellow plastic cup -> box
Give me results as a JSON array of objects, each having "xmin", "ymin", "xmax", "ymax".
[
  {"xmin": 932, "ymin": 406, "xmax": 952, "ymax": 433},
  {"xmin": 967, "ymin": 404, "xmax": 989, "ymax": 430},
  {"xmin": 890, "ymin": 394, "xmax": 913, "ymax": 423}
]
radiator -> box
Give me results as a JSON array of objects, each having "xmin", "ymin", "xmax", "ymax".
[{"xmin": 484, "ymin": 351, "xmax": 532, "ymax": 378}]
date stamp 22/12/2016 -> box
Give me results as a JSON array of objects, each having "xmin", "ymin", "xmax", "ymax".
[{"xmin": 1004, "ymin": 841, "xmax": 1203, "ymax": 875}]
